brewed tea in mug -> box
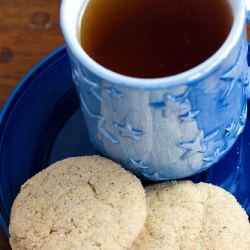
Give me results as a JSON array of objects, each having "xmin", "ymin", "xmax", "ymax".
[{"xmin": 80, "ymin": 0, "xmax": 233, "ymax": 78}]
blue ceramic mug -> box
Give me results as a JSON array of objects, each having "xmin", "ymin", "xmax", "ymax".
[{"xmin": 60, "ymin": 0, "xmax": 250, "ymax": 180}]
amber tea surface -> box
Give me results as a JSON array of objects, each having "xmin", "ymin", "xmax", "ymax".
[{"xmin": 80, "ymin": 0, "xmax": 233, "ymax": 78}]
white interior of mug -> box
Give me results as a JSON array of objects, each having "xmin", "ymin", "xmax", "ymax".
[{"xmin": 60, "ymin": 0, "xmax": 245, "ymax": 89}]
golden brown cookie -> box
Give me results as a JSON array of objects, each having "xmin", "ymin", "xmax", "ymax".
[
  {"xmin": 9, "ymin": 156, "xmax": 147, "ymax": 250},
  {"xmin": 131, "ymin": 180, "xmax": 250, "ymax": 250}
]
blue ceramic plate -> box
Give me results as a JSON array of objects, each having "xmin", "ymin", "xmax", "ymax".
[{"xmin": 0, "ymin": 46, "xmax": 250, "ymax": 238}]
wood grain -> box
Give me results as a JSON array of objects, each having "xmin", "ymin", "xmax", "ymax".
[
  {"xmin": 0, "ymin": 0, "xmax": 64, "ymax": 248},
  {"xmin": 1, "ymin": 0, "xmax": 250, "ymax": 249},
  {"xmin": 0, "ymin": 0, "xmax": 64, "ymax": 109}
]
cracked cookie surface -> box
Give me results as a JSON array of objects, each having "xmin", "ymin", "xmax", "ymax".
[{"xmin": 9, "ymin": 156, "xmax": 147, "ymax": 250}]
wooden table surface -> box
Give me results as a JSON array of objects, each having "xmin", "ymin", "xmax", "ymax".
[
  {"xmin": 1, "ymin": 1, "xmax": 250, "ymax": 249},
  {"xmin": 0, "ymin": 0, "xmax": 64, "ymax": 248}
]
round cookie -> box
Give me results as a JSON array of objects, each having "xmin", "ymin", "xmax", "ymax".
[
  {"xmin": 131, "ymin": 180, "xmax": 250, "ymax": 250},
  {"xmin": 9, "ymin": 156, "xmax": 147, "ymax": 250}
]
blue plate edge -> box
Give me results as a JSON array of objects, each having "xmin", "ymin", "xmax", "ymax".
[{"xmin": 0, "ymin": 45, "xmax": 68, "ymax": 238}]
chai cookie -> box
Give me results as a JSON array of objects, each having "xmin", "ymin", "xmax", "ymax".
[
  {"xmin": 131, "ymin": 180, "xmax": 250, "ymax": 250},
  {"xmin": 9, "ymin": 156, "xmax": 147, "ymax": 250}
]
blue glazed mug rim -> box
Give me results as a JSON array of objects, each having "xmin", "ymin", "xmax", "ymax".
[{"xmin": 60, "ymin": 0, "xmax": 246, "ymax": 90}]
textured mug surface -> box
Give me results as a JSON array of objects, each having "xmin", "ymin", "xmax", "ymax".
[{"xmin": 61, "ymin": 0, "xmax": 250, "ymax": 180}]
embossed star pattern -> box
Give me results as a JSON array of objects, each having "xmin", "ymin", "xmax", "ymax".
[
  {"xmin": 219, "ymin": 55, "xmax": 244, "ymax": 100},
  {"xmin": 178, "ymin": 131, "xmax": 204, "ymax": 160},
  {"xmin": 150, "ymin": 92, "xmax": 191, "ymax": 118},
  {"xmin": 179, "ymin": 110, "xmax": 200, "ymax": 122},
  {"xmin": 199, "ymin": 45, "xmax": 245, "ymax": 100},
  {"xmin": 203, "ymin": 130, "xmax": 219, "ymax": 143},
  {"xmin": 141, "ymin": 172, "xmax": 167, "ymax": 181},
  {"xmin": 80, "ymin": 73, "xmax": 104, "ymax": 102},
  {"xmin": 72, "ymin": 69, "xmax": 80, "ymax": 87},
  {"xmin": 114, "ymin": 122, "xmax": 144, "ymax": 141},
  {"xmin": 80, "ymin": 94, "xmax": 118, "ymax": 143},
  {"xmin": 225, "ymin": 120, "xmax": 236, "ymax": 138},
  {"xmin": 239, "ymin": 105, "xmax": 247, "ymax": 127},
  {"xmin": 203, "ymin": 147, "xmax": 221, "ymax": 166},
  {"xmin": 105, "ymin": 87, "xmax": 124, "ymax": 100},
  {"xmin": 130, "ymin": 159, "xmax": 149, "ymax": 169}
]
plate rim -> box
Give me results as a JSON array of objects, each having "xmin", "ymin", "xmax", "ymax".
[{"xmin": 0, "ymin": 45, "xmax": 68, "ymax": 237}]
